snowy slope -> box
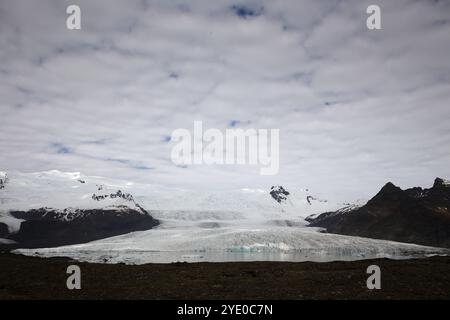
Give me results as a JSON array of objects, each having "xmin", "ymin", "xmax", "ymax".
[
  {"xmin": 0, "ymin": 170, "xmax": 142, "ymax": 212},
  {"xmin": 0, "ymin": 170, "xmax": 148, "ymax": 235},
  {"xmin": 0, "ymin": 170, "xmax": 353, "ymax": 231}
]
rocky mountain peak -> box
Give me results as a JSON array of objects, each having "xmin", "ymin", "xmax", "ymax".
[
  {"xmin": 377, "ymin": 181, "xmax": 404, "ymax": 195},
  {"xmin": 367, "ymin": 181, "xmax": 407, "ymax": 206},
  {"xmin": 433, "ymin": 177, "xmax": 450, "ymax": 188},
  {"xmin": 269, "ymin": 186, "xmax": 290, "ymax": 203},
  {"xmin": 381, "ymin": 181, "xmax": 400, "ymax": 191}
]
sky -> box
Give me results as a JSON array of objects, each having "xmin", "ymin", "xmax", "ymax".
[{"xmin": 0, "ymin": 0, "xmax": 450, "ymax": 201}]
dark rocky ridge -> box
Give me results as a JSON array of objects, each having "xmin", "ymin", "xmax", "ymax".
[
  {"xmin": 0, "ymin": 222, "xmax": 9, "ymax": 238},
  {"xmin": 307, "ymin": 178, "xmax": 450, "ymax": 248},
  {"xmin": 2, "ymin": 207, "xmax": 159, "ymax": 249},
  {"xmin": 269, "ymin": 186, "xmax": 290, "ymax": 203}
]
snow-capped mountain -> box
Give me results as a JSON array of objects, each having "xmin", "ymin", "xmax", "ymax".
[
  {"xmin": 0, "ymin": 170, "xmax": 352, "ymax": 223},
  {"xmin": 0, "ymin": 170, "xmax": 145, "ymax": 213},
  {"xmin": 0, "ymin": 171, "xmax": 159, "ymax": 248}
]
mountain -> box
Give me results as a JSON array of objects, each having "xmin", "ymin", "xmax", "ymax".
[
  {"xmin": 266, "ymin": 185, "xmax": 346, "ymax": 215},
  {"xmin": 306, "ymin": 178, "xmax": 450, "ymax": 248},
  {"xmin": 0, "ymin": 171, "xmax": 159, "ymax": 248},
  {"xmin": 6, "ymin": 207, "xmax": 159, "ymax": 248},
  {"xmin": 0, "ymin": 171, "xmax": 347, "ymax": 220}
]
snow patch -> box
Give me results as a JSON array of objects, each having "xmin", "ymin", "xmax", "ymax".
[
  {"xmin": 0, "ymin": 238, "xmax": 16, "ymax": 244},
  {"xmin": 0, "ymin": 211, "xmax": 23, "ymax": 233}
]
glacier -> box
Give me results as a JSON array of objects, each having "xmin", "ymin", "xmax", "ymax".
[
  {"xmin": 1, "ymin": 170, "xmax": 447, "ymax": 264},
  {"xmin": 16, "ymin": 226, "xmax": 447, "ymax": 264}
]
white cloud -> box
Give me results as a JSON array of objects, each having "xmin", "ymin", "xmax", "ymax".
[{"xmin": 0, "ymin": 0, "xmax": 449, "ymax": 201}]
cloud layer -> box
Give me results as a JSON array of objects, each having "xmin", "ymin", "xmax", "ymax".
[{"xmin": 1, "ymin": 0, "xmax": 450, "ymax": 201}]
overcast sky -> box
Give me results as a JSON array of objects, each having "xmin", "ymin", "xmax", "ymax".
[{"xmin": 1, "ymin": 0, "xmax": 449, "ymax": 201}]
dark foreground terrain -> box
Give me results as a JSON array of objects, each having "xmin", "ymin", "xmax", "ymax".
[{"xmin": 1, "ymin": 252, "xmax": 449, "ymax": 299}]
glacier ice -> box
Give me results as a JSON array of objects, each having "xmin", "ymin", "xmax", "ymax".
[
  {"xmin": 2, "ymin": 170, "xmax": 448, "ymax": 264},
  {"xmin": 16, "ymin": 226, "xmax": 447, "ymax": 264}
]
